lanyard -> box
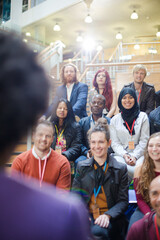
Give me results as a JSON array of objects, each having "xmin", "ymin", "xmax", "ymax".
[
  {"xmin": 55, "ymin": 125, "xmax": 64, "ymax": 144},
  {"xmin": 125, "ymin": 120, "xmax": 136, "ymax": 136},
  {"xmin": 154, "ymin": 214, "xmax": 160, "ymax": 240},
  {"xmin": 38, "ymin": 155, "xmax": 47, "ymax": 188},
  {"xmin": 94, "ymin": 161, "xmax": 107, "ymax": 202},
  {"xmin": 137, "ymin": 89, "xmax": 142, "ymax": 103}
]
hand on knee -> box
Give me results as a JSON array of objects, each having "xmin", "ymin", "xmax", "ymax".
[{"xmin": 94, "ymin": 214, "xmax": 111, "ymax": 228}]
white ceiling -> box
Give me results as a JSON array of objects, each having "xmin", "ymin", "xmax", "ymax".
[{"xmin": 23, "ymin": 0, "xmax": 160, "ymax": 53}]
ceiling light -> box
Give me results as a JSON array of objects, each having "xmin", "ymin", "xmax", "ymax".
[
  {"xmin": 83, "ymin": 37, "xmax": 95, "ymax": 51},
  {"xmin": 26, "ymin": 32, "xmax": 31, "ymax": 37},
  {"xmin": 156, "ymin": 31, "xmax": 160, "ymax": 37},
  {"xmin": 116, "ymin": 32, "xmax": 123, "ymax": 40},
  {"xmin": 134, "ymin": 44, "xmax": 140, "ymax": 50},
  {"xmin": 148, "ymin": 47, "xmax": 157, "ymax": 54},
  {"xmin": 85, "ymin": 13, "xmax": 93, "ymax": 23},
  {"xmin": 97, "ymin": 45, "xmax": 103, "ymax": 51},
  {"xmin": 23, "ymin": 39, "xmax": 28, "ymax": 43},
  {"xmin": 53, "ymin": 23, "xmax": 61, "ymax": 31},
  {"xmin": 130, "ymin": 10, "xmax": 138, "ymax": 20},
  {"xmin": 76, "ymin": 35, "xmax": 83, "ymax": 42}
]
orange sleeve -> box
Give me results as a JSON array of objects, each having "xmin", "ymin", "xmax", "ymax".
[
  {"xmin": 56, "ymin": 160, "xmax": 71, "ymax": 190},
  {"xmin": 11, "ymin": 156, "xmax": 23, "ymax": 173}
]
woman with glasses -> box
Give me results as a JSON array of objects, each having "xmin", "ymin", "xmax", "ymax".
[
  {"xmin": 88, "ymin": 68, "xmax": 117, "ymax": 118},
  {"xmin": 50, "ymin": 98, "xmax": 81, "ymax": 170}
]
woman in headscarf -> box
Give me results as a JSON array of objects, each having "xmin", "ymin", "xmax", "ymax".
[{"xmin": 110, "ymin": 87, "xmax": 149, "ymax": 178}]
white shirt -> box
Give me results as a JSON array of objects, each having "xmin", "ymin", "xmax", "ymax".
[
  {"xmin": 32, "ymin": 146, "xmax": 51, "ymax": 160},
  {"xmin": 66, "ymin": 83, "xmax": 74, "ymax": 101}
]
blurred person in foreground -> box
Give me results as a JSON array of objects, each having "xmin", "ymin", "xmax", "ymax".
[{"xmin": 0, "ymin": 32, "xmax": 91, "ymax": 240}]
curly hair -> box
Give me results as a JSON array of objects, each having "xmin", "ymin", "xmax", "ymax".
[
  {"xmin": 137, "ymin": 132, "xmax": 160, "ymax": 204},
  {"xmin": 50, "ymin": 98, "xmax": 75, "ymax": 128},
  {"xmin": 92, "ymin": 68, "xmax": 113, "ymax": 111}
]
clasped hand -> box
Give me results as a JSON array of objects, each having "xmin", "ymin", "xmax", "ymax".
[{"xmin": 94, "ymin": 214, "xmax": 111, "ymax": 228}]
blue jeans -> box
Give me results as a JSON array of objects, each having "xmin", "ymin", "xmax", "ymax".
[{"xmin": 90, "ymin": 215, "xmax": 127, "ymax": 240}]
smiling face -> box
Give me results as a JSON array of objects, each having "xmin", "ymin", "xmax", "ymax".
[
  {"xmin": 56, "ymin": 101, "xmax": 68, "ymax": 120},
  {"xmin": 148, "ymin": 136, "xmax": 160, "ymax": 164},
  {"xmin": 33, "ymin": 124, "xmax": 54, "ymax": 152},
  {"xmin": 149, "ymin": 176, "xmax": 160, "ymax": 219},
  {"xmin": 121, "ymin": 94, "xmax": 135, "ymax": 109},
  {"xmin": 90, "ymin": 96, "xmax": 105, "ymax": 116},
  {"xmin": 90, "ymin": 131, "xmax": 111, "ymax": 162},
  {"xmin": 64, "ymin": 65, "xmax": 76, "ymax": 84},
  {"xmin": 96, "ymin": 71, "xmax": 106, "ymax": 86},
  {"xmin": 133, "ymin": 69, "xmax": 146, "ymax": 85}
]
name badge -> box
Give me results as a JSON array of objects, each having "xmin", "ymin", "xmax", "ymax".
[
  {"xmin": 128, "ymin": 141, "xmax": 135, "ymax": 150},
  {"xmin": 55, "ymin": 145, "xmax": 62, "ymax": 154}
]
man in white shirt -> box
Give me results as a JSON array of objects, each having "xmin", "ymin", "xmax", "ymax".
[{"xmin": 46, "ymin": 63, "xmax": 88, "ymax": 119}]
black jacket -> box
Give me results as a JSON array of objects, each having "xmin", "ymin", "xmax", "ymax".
[
  {"xmin": 149, "ymin": 106, "xmax": 160, "ymax": 134},
  {"xmin": 124, "ymin": 82, "xmax": 155, "ymax": 115},
  {"xmin": 51, "ymin": 122, "xmax": 81, "ymax": 162},
  {"xmin": 72, "ymin": 155, "xmax": 128, "ymax": 219}
]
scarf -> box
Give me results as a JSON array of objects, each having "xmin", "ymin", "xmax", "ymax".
[{"xmin": 118, "ymin": 87, "xmax": 140, "ymax": 135}]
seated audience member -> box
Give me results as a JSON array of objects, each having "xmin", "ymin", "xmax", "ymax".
[
  {"xmin": 0, "ymin": 32, "xmax": 90, "ymax": 240},
  {"xmin": 88, "ymin": 68, "xmax": 117, "ymax": 118},
  {"xmin": 50, "ymin": 98, "xmax": 81, "ymax": 173},
  {"xmin": 72, "ymin": 119, "xmax": 128, "ymax": 240},
  {"xmin": 149, "ymin": 106, "xmax": 160, "ymax": 134},
  {"xmin": 76, "ymin": 94, "xmax": 110, "ymax": 163},
  {"xmin": 45, "ymin": 63, "xmax": 88, "ymax": 119},
  {"xmin": 155, "ymin": 90, "xmax": 160, "ymax": 107},
  {"xmin": 110, "ymin": 87, "xmax": 149, "ymax": 178},
  {"xmin": 128, "ymin": 133, "xmax": 160, "ymax": 230},
  {"xmin": 127, "ymin": 175, "xmax": 160, "ymax": 240},
  {"xmin": 124, "ymin": 64, "xmax": 155, "ymax": 115},
  {"xmin": 12, "ymin": 120, "xmax": 71, "ymax": 189}
]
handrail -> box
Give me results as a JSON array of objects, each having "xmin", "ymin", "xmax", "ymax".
[
  {"xmin": 40, "ymin": 50, "xmax": 59, "ymax": 65},
  {"xmin": 72, "ymin": 49, "xmax": 82, "ymax": 60},
  {"xmin": 108, "ymin": 42, "xmax": 122, "ymax": 62},
  {"xmin": 39, "ymin": 45, "xmax": 52, "ymax": 58},
  {"xmin": 79, "ymin": 49, "xmax": 103, "ymax": 81},
  {"xmin": 86, "ymin": 60, "xmax": 160, "ymax": 67}
]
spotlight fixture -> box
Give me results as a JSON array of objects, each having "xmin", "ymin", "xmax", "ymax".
[
  {"xmin": 134, "ymin": 44, "xmax": 140, "ymax": 50},
  {"xmin": 156, "ymin": 29, "xmax": 160, "ymax": 37},
  {"xmin": 85, "ymin": 13, "xmax": 93, "ymax": 23},
  {"xmin": 116, "ymin": 32, "xmax": 123, "ymax": 40},
  {"xmin": 53, "ymin": 23, "xmax": 61, "ymax": 31},
  {"xmin": 130, "ymin": 10, "xmax": 138, "ymax": 20},
  {"xmin": 148, "ymin": 47, "xmax": 157, "ymax": 54},
  {"xmin": 26, "ymin": 32, "xmax": 31, "ymax": 37},
  {"xmin": 76, "ymin": 34, "xmax": 83, "ymax": 42}
]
